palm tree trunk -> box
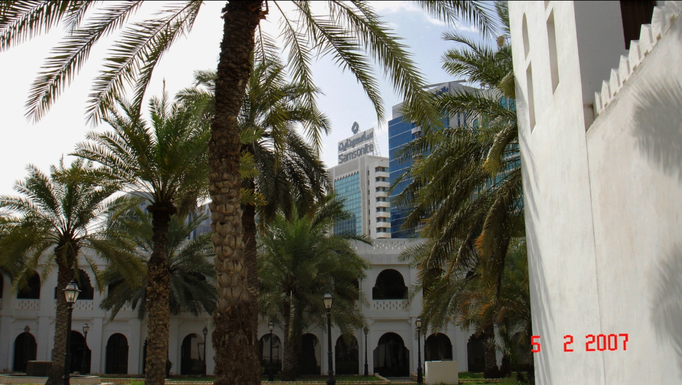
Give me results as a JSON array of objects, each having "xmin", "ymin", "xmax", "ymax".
[
  {"xmin": 45, "ymin": 259, "xmax": 74, "ymax": 385},
  {"xmin": 210, "ymin": 2, "xmax": 263, "ymax": 384},
  {"xmin": 281, "ymin": 300, "xmax": 297, "ymax": 381},
  {"xmin": 483, "ymin": 323, "xmax": 501, "ymax": 378},
  {"xmin": 242, "ymin": 185, "xmax": 259, "ymax": 335},
  {"xmin": 144, "ymin": 203, "xmax": 176, "ymax": 385}
]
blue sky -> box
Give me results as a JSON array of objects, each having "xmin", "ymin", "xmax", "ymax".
[{"xmin": 0, "ymin": 1, "xmax": 490, "ymax": 196}]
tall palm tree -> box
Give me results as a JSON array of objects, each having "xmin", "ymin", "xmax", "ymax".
[
  {"xmin": 99, "ymin": 208, "xmax": 217, "ymax": 320},
  {"xmin": 0, "ymin": 159, "xmax": 133, "ymax": 383},
  {"xmin": 258, "ymin": 196, "xmax": 369, "ymax": 380},
  {"xmin": 0, "ymin": 3, "xmax": 496, "ymax": 383},
  {"xmin": 177, "ymin": 58, "xmax": 331, "ymax": 339},
  {"xmin": 71, "ymin": 93, "xmax": 209, "ymax": 385},
  {"xmin": 397, "ymin": 1, "xmax": 521, "ymax": 378}
]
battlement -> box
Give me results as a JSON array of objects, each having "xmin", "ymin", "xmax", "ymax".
[{"xmin": 594, "ymin": 1, "xmax": 682, "ymax": 116}]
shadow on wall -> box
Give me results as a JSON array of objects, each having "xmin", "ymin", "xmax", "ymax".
[
  {"xmin": 650, "ymin": 244, "xmax": 682, "ymax": 381},
  {"xmin": 631, "ymin": 24, "xmax": 682, "ymax": 183}
]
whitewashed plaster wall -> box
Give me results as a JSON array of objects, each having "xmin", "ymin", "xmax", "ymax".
[{"xmin": 510, "ymin": 1, "xmax": 682, "ymax": 384}]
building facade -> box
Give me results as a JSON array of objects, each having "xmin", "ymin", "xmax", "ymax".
[
  {"xmin": 0, "ymin": 240, "xmax": 481, "ymax": 377},
  {"xmin": 388, "ymin": 81, "xmax": 475, "ymax": 238},
  {"xmin": 509, "ymin": 1, "xmax": 682, "ymax": 384},
  {"xmin": 329, "ymin": 125, "xmax": 392, "ymax": 239}
]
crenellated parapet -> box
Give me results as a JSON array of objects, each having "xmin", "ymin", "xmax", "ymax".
[{"xmin": 594, "ymin": 1, "xmax": 682, "ymax": 116}]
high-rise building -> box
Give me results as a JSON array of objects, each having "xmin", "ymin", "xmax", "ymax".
[
  {"xmin": 388, "ymin": 81, "xmax": 476, "ymax": 238},
  {"xmin": 328, "ymin": 123, "xmax": 391, "ymax": 239}
]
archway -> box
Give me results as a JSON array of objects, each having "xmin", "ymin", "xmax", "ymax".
[
  {"xmin": 335, "ymin": 334, "xmax": 359, "ymax": 375},
  {"xmin": 300, "ymin": 333, "xmax": 321, "ymax": 376},
  {"xmin": 467, "ymin": 334, "xmax": 485, "ymax": 373},
  {"xmin": 181, "ymin": 333, "xmax": 203, "ymax": 375},
  {"xmin": 373, "ymin": 332, "xmax": 409, "ymax": 377},
  {"xmin": 77, "ymin": 270, "xmax": 94, "ymax": 300},
  {"xmin": 70, "ymin": 331, "xmax": 91, "ymax": 374},
  {"xmin": 105, "ymin": 333, "xmax": 129, "ymax": 374},
  {"xmin": 13, "ymin": 331, "xmax": 37, "ymax": 372},
  {"xmin": 372, "ymin": 269, "xmax": 407, "ymax": 299},
  {"xmin": 425, "ymin": 333, "xmax": 452, "ymax": 361},
  {"xmin": 259, "ymin": 334, "xmax": 282, "ymax": 374},
  {"xmin": 17, "ymin": 274, "xmax": 40, "ymax": 299}
]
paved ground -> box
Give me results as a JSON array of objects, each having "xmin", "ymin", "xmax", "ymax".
[{"xmin": 385, "ymin": 378, "xmax": 416, "ymax": 383}]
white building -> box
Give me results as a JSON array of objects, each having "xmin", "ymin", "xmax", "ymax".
[
  {"xmin": 509, "ymin": 1, "xmax": 682, "ymax": 384},
  {"xmin": 0, "ymin": 239, "xmax": 479, "ymax": 377},
  {"xmin": 328, "ymin": 124, "xmax": 392, "ymax": 239}
]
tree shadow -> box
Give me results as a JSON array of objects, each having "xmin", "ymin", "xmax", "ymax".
[
  {"xmin": 631, "ymin": 26, "xmax": 682, "ymax": 184},
  {"xmin": 650, "ymin": 244, "xmax": 682, "ymax": 380}
]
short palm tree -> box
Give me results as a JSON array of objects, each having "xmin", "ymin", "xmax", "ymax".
[
  {"xmin": 397, "ymin": 1, "xmax": 522, "ymax": 378},
  {"xmin": 100, "ymin": 208, "xmax": 216, "ymax": 319},
  {"xmin": 71, "ymin": 93, "xmax": 209, "ymax": 385},
  {"xmin": 1, "ymin": 2, "xmax": 496, "ymax": 383},
  {"xmin": 258, "ymin": 196, "xmax": 369, "ymax": 380},
  {"xmin": 0, "ymin": 159, "xmax": 132, "ymax": 383}
]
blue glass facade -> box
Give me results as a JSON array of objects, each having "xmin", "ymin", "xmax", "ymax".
[
  {"xmin": 388, "ymin": 116, "xmax": 419, "ymax": 238},
  {"xmin": 334, "ymin": 172, "xmax": 362, "ymax": 235}
]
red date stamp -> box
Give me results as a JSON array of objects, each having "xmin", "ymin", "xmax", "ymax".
[{"xmin": 530, "ymin": 334, "xmax": 629, "ymax": 352}]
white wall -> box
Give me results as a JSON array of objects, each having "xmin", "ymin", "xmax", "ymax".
[{"xmin": 510, "ymin": 1, "xmax": 682, "ymax": 383}]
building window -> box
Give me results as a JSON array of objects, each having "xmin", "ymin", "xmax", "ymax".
[
  {"xmin": 620, "ymin": 1, "xmax": 655, "ymax": 49},
  {"xmin": 547, "ymin": 11, "xmax": 559, "ymax": 92},
  {"xmin": 522, "ymin": 14, "xmax": 530, "ymax": 58}
]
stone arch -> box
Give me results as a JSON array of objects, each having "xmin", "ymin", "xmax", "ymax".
[
  {"xmin": 372, "ymin": 269, "xmax": 407, "ymax": 300},
  {"xmin": 259, "ymin": 334, "xmax": 282, "ymax": 374},
  {"xmin": 13, "ymin": 331, "xmax": 37, "ymax": 372},
  {"xmin": 300, "ymin": 333, "xmax": 321, "ymax": 375},
  {"xmin": 105, "ymin": 333, "xmax": 129, "ymax": 374},
  {"xmin": 335, "ymin": 334, "xmax": 359, "ymax": 375},
  {"xmin": 425, "ymin": 333, "xmax": 453, "ymax": 361},
  {"xmin": 17, "ymin": 273, "xmax": 40, "ymax": 299},
  {"xmin": 77, "ymin": 269, "xmax": 94, "ymax": 300},
  {"xmin": 467, "ymin": 333, "xmax": 486, "ymax": 373},
  {"xmin": 181, "ymin": 333, "xmax": 203, "ymax": 375},
  {"xmin": 373, "ymin": 332, "xmax": 409, "ymax": 377}
]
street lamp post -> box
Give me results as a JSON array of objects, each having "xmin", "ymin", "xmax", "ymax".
[
  {"xmin": 363, "ymin": 327, "xmax": 369, "ymax": 377},
  {"xmin": 63, "ymin": 281, "xmax": 81, "ymax": 385},
  {"xmin": 81, "ymin": 323, "xmax": 89, "ymax": 375},
  {"xmin": 202, "ymin": 327, "xmax": 208, "ymax": 377},
  {"xmin": 416, "ymin": 317, "xmax": 423, "ymax": 385},
  {"xmin": 323, "ymin": 292, "xmax": 335, "ymax": 385},
  {"xmin": 268, "ymin": 321, "xmax": 274, "ymax": 382}
]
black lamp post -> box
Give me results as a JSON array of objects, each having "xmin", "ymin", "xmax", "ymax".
[
  {"xmin": 268, "ymin": 321, "xmax": 274, "ymax": 382},
  {"xmin": 202, "ymin": 327, "xmax": 208, "ymax": 377},
  {"xmin": 323, "ymin": 292, "xmax": 335, "ymax": 385},
  {"xmin": 63, "ymin": 281, "xmax": 80, "ymax": 385},
  {"xmin": 81, "ymin": 323, "xmax": 89, "ymax": 375},
  {"xmin": 363, "ymin": 327, "xmax": 369, "ymax": 377},
  {"xmin": 416, "ymin": 317, "xmax": 423, "ymax": 385}
]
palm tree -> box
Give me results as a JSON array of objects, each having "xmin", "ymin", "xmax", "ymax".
[
  {"xmin": 177, "ymin": 58, "xmax": 331, "ymax": 339},
  {"xmin": 71, "ymin": 93, "xmax": 209, "ymax": 385},
  {"xmin": 396, "ymin": 1, "xmax": 522, "ymax": 378},
  {"xmin": 0, "ymin": 3, "xmax": 496, "ymax": 383},
  {"xmin": 99, "ymin": 208, "xmax": 217, "ymax": 320},
  {"xmin": 0, "ymin": 159, "xmax": 133, "ymax": 383},
  {"xmin": 258, "ymin": 196, "xmax": 369, "ymax": 380}
]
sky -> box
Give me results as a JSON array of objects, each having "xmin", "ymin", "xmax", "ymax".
[{"xmin": 0, "ymin": 1, "xmax": 490, "ymax": 197}]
